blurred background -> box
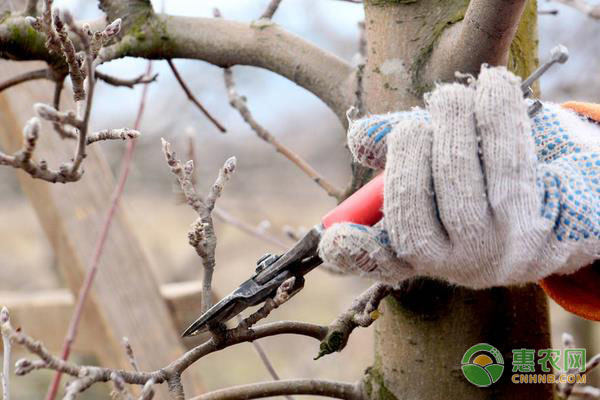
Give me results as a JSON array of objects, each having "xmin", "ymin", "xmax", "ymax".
[{"xmin": 0, "ymin": 0, "xmax": 599, "ymax": 398}]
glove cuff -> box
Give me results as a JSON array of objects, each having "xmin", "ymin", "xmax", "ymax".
[{"xmin": 539, "ymin": 101, "xmax": 600, "ymax": 321}]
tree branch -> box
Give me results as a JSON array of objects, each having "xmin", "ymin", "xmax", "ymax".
[
  {"xmin": 167, "ymin": 60, "xmax": 226, "ymax": 133},
  {"xmin": 0, "ymin": 12, "xmax": 354, "ymax": 124},
  {"xmin": 260, "ymin": 0, "xmax": 283, "ymax": 20},
  {"xmin": 95, "ymin": 70, "xmax": 158, "ymax": 88},
  {"xmin": 1, "ymin": 308, "xmax": 11, "ymax": 400},
  {"xmin": 0, "ymin": 69, "xmax": 49, "ymax": 92},
  {"xmin": 189, "ymin": 379, "xmax": 364, "ymax": 400},
  {"xmin": 162, "ymin": 139, "xmax": 236, "ymax": 312},
  {"xmin": 316, "ymin": 283, "xmax": 393, "ymax": 359},
  {"xmin": 552, "ymin": 0, "xmax": 600, "ymax": 19},
  {"xmin": 426, "ymin": 0, "xmax": 528, "ymax": 82},
  {"xmin": 224, "ymin": 67, "xmax": 343, "ymax": 200}
]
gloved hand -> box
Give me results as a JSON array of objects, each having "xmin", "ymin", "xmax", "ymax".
[{"xmin": 318, "ymin": 66, "xmax": 600, "ymax": 288}]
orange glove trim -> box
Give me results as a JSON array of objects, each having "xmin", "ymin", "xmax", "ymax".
[{"xmin": 538, "ymin": 101, "xmax": 600, "ymax": 321}]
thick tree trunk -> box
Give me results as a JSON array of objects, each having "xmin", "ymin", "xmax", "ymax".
[{"xmin": 361, "ymin": 1, "xmax": 553, "ymax": 399}]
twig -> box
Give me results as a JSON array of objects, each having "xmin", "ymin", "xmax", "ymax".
[
  {"xmin": 96, "ymin": 71, "xmax": 158, "ymax": 88},
  {"xmin": 162, "ymin": 139, "xmax": 236, "ymax": 313},
  {"xmin": 61, "ymin": 11, "xmax": 93, "ymax": 175},
  {"xmin": 139, "ymin": 379, "xmax": 156, "ymax": 400},
  {"xmin": 354, "ymin": 21, "xmax": 366, "ymax": 117},
  {"xmin": 3, "ymin": 11, "xmax": 135, "ymax": 183},
  {"xmin": 570, "ymin": 385, "xmax": 600, "ymax": 399},
  {"xmin": 316, "ymin": 283, "xmax": 393, "ymax": 359},
  {"xmin": 167, "ymin": 60, "xmax": 226, "ymax": 133},
  {"xmin": 49, "ymin": 78, "xmax": 78, "ymax": 140},
  {"xmin": 122, "ymin": 337, "xmax": 140, "ymax": 372},
  {"xmin": 111, "ymin": 372, "xmax": 134, "ymax": 400},
  {"xmin": 6, "ymin": 310, "xmax": 328, "ymax": 392},
  {"xmin": 539, "ymin": 9, "xmax": 559, "ymax": 15},
  {"xmin": 43, "ymin": 61, "xmax": 152, "ymax": 400},
  {"xmin": 237, "ymin": 278, "xmax": 297, "ymax": 330},
  {"xmin": 24, "ymin": 0, "xmax": 38, "ymax": 16},
  {"xmin": 2, "ymin": 270, "xmax": 384, "ymax": 397},
  {"xmin": 223, "ymin": 67, "xmax": 343, "ymax": 200},
  {"xmin": 241, "ymin": 325, "xmax": 295, "ymax": 400},
  {"xmin": 213, "ymin": 207, "xmax": 289, "ymax": 249},
  {"xmin": 0, "ymin": 69, "xmax": 49, "ymax": 92},
  {"xmin": 188, "ymin": 379, "xmax": 364, "ymax": 400},
  {"xmin": 1, "ymin": 308, "xmax": 11, "ymax": 400},
  {"xmin": 86, "ymin": 128, "xmax": 140, "ymax": 144},
  {"xmin": 259, "ymin": 0, "xmax": 283, "ymax": 19},
  {"xmin": 182, "ymin": 131, "xmax": 288, "ymax": 249},
  {"xmin": 552, "ymin": 0, "xmax": 600, "ymax": 19},
  {"xmin": 53, "ymin": 10, "xmax": 85, "ymax": 101},
  {"xmin": 557, "ymin": 333, "xmax": 600, "ymax": 399}
]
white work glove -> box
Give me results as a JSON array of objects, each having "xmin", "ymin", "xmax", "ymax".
[{"xmin": 318, "ymin": 66, "xmax": 600, "ymax": 288}]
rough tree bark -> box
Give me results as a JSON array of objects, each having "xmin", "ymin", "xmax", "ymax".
[{"xmin": 361, "ymin": 1, "xmax": 552, "ymax": 399}]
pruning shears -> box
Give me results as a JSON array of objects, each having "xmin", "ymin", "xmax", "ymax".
[{"xmin": 181, "ymin": 45, "xmax": 570, "ymax": 337}]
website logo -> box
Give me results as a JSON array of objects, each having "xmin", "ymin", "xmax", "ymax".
[{"xmin": 461, "ymin": 343, "xmax": 505, "ymax": 387}]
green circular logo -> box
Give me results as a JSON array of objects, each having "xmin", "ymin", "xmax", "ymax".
[{"xmin": 461, "ymin": 343, "xmax": 504, "ymax": 387}]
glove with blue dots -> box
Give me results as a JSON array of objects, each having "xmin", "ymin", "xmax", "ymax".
[{"xmin": 318, "ymin": 66, "xmax": 600, "ymax": 288}]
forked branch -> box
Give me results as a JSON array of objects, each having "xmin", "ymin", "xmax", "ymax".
[{"xmin": 162, "ymin": 139, "xmax": 236, "ymax": 313}]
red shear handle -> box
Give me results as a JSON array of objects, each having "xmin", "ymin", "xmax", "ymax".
[{"xmin": 322, "ymin": 173, "xmax": 384, "ymax": 229}]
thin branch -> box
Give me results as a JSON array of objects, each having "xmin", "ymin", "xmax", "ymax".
[
  {"xmin": 259, "ymin": 0, "xmax": 283, "ymax": 19},
  {"xmin": 86, "ymin": 128, "xmax": 140, "ymax": 145},
  {"xmin": 316, "ymin": 283, "xmax": 393, "ymax": 359},
  {"xmin": 552, "ymin": 0, "xmax": 600, "ymax": 19},
  {"xmin": 182, "ymin": 131, "xmax": 289, "ymax": 249},
  {"xmin": 212, "ymin": 207, "xmax": 289, "ymax": 249},
  {"xmin": 167, "ymin": 60, "xmax": 226, "ymax": 133},
  {"xmin": 237, "ymin": 278, "xmax": 297, "ymax": 330},
  {"xmin": 43, "ymin": 61, "xmax": 152, "ymax": 400},
  {"xmin": 139, "ymin": 379, "xmax": 156, "ymax": 400},
  {"xmin": 538, "ymin": 9, "xmax": 559, "ymax": 15},
  {"xmin": 557, "ymin": 333, "xmax": 600, "ymax": 399},
  {"xmin": 24, "ymin": 0, "xmax": 38, "ymax": 16},
  {"xmin": 188, "ymin": 379, "xmax": 364, "ymax": 400},
  {"xmin": 122, "ymin": 337, "xmax": 140, "ymax": 372},
  {"xmin": 1, "ymin": 308, "xmax": 11, "ymax": 400},
  {"xmin": 111, "ymin": 373, "xmax": 134, "ymax": 400},
  {"xmin": 7, "ymin": 316, "xmax": 327, "ymax": 391},
  {"xmin": 248, "ymin": 339, "xmax": 291, "ymax": 400},
  {"xmin": 162, "ymin": 139, "xmax": 236, "ymax": 313},
  {"xmin": 223, "ymin": 67, "xmax": 343, "ymax": 200},
  {"xmin": 569, "ymin": 385, "xmax": 600, "ymax": 399},
  {"xmin": 95, "ymin": 70, "xmax": 158, "ymax": 88},
  {"xmin": 0, "ymin": 68, "xmax": 49, "ymax": 92}
]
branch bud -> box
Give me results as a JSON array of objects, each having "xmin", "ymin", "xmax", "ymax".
[
  {"xmin": 23, "ymin": 118, "xmax": 40, "ymax": 141},
  {"xmin": 34, "ymin": 103, "xmax": 60, "ymax": 121},
  {"xmin": 223, "ymin": 156, "xmax": 237, "ymax": 175},
  {"xmin": 0, "ymin": 306, "xmax": 9, "ymax": 324},
  {"xmin": 104, "ymin": 18, "xmax": 122, "ymax": 37},
  {"xmin": 15, "ymin": 359, "xmax": 34, "ymax": 375}
]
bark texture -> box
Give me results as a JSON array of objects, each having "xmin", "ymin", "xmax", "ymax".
[{"xmin": 362, "ymin": 0, "xmax": 553, "ymax": 399}]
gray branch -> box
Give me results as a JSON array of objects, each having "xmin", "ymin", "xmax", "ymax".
[
  {"xmin": 426, "ymin": 0, "xmax": 528, "ymax": 82},
  {"xmin": 189, "ymin": 379, "xmax": 364, "ymax": 400},
  {"xmin": 0, "ymin": 13, "xmax": 354, "ymax": 124}
]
